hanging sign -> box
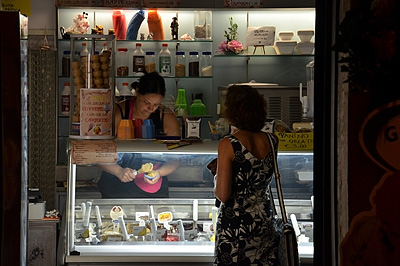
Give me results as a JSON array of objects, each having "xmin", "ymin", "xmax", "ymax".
[
  {"xmin": 55, "ymin": 0, "xmax": 139, "ymax": 7},
  {"xmin": 80, "ymin": 88, "xmax": 113, "ymax": 138},
  {"xmin": 224, "ymin": 0, "xmax": 263, "ymax": 8},
  {"xmin": 246, "ymin": 26, "xmax": 276, "ymax": 46},
  {"xmin": 2, "ymin": 0, "xmax": 31, "ymax": 16},
  {"xmin": 70, "ymin": 139, "xmax": 117, "ymax": 165},
  {"xmin": 141, "ymin": 0, "xmax": 179, "ymax": 8}
]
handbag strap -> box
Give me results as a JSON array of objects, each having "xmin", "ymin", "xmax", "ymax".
[{"xmin": 267, "ymin": 133, "xmax": 289, "ymax": 224}]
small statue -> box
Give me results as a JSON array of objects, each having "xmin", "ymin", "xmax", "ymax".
[
  {"xmin": 147, "ymin": 32, "xmax": 154, "ymax": 40},
  {"xmin": 170, "ymin": 17, "xmax": 179, "ymax": 40},
  {"xmin": 140, "ymin": 33, "xmax": 145, "ymax": 40}
]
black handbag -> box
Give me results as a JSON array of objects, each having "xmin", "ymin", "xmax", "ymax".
[{"xmin": 267, "ymin": 133, "xmax": 300, "ymax": 266}]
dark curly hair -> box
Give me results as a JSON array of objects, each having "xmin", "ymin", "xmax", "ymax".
[
  {"xmin": 223, "ymin": 85, "xmax": 267, "ymax": 132},
  {"xmin": 131, "ymin": 71, "xmax": 166, "ymax": 97}
]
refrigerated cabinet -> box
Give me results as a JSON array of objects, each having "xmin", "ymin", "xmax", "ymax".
[{"xmin": 62, "ymin": 139, "xmax": 313, "ymax": 265}]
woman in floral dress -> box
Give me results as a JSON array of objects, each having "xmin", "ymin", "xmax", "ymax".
[{"xmin": 214, "ymin": 85, "xmax": 280, "ymax": 265}]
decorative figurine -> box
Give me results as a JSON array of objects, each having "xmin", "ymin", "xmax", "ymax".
[
  {"xmin": 147, "ymin": 32, "xmax": 154, "ymax": 40},
  {"xmin": 170, "ymin": 17, "xmax": 179, "ymax": 40},
  {"xmin": 140, "ymin": 33, "xmax": 145, "ymax": 40}
]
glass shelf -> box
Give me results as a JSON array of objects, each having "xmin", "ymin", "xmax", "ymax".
[
  {"xmin": 116, "ymin": 76, "xmax": 213, "ymax": 79},
  {"xmin": 58, "ymin": 38, "xmax": 213, "ymax": 43}
]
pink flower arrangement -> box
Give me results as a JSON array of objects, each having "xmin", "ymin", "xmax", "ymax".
[{"xmin": 216, "ymin": 17, "xmax": 243, "ymax": 54}]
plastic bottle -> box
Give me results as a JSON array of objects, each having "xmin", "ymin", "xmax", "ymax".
[
  {"xmin": 158, "ymin": 43, "xmax": 171, "ymax": 76},
  {"xmin": 142, "ymin": 119, "xmax": 155, "ymax": 139},
  {"xmin": 100, "ymin": 42, "xmax": 108, "ymax": 55},
  {"xmin": 117, "ymin": 47, "xmax": 129, "ymax": 76},
  {"xmin": 188, "ymin": 51, "xmax": 199, "ymax": 77},
  {"xmin": 62, "ymin": 50, "xmax": 71, "ymax": 77},
  {"xmin": 133, "ymin": 43, "xmax": 145, "ymax": 76},
  {"xmin": 145, "ymin": 51, "xmax": 156, "ymax": 73},
  {"xmin": 119, "ymin": 82, "xmax": 132, "ymax": 96},
  {"xmin": 200, "ymin": 51, "xmax": 212, "ymax": 76},
  {"xmin": 175, "ymin": 51, "xmax": 186, "ymax": 77},
  {"xmin": 61, "ymin": 82, "xmax": 71, "ymax": 115}
]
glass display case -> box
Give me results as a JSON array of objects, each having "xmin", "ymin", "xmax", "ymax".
[{"xmin": 62, "ymin": 139, "xmax": 313, "ymax": 265}]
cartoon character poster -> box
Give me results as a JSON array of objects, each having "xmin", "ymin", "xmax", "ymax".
[{"xmin": 340, "ymin": 100, "xmax": 400, "ymax": 265}]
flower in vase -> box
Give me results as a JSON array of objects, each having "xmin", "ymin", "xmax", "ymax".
[
  {"xmin": 227, "ymin": 40, "xmax": 243, "ymax": 54},
  {"xmin": 216, "ymin": 17, "xmax": 243, "ymax": 54}
]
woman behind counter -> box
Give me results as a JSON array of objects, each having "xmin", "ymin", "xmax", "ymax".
[
  {"xmin": 98, "ymin": 71, "xmax": 180, "ymax": 198},
  {"xmin": 214, "ymin": 84, "xmax": 280, "ymax": 265}
]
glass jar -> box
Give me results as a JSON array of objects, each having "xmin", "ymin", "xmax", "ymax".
[
  {"xmin": 175, "ymin": 51, "xmax": 186, "ymax": 77},
  {"xmin": 188, "ymin": 51, "xmax": 199, "ymax": 77},
  {"xmin": 117, "ymin": 47, "xmax": 129, "ymax": 76},
  {"xmin": 200, "ymin": 51, "xmax": 212, "ymax": 76},
  {"xmin": 194, "ymin": 11, "xmax": 212, "ymax": 40},
  {"xmin": 145, "ymin": 51, "xmax": 156, "ymax": 73}
]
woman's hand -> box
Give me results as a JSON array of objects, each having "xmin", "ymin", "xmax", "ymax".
[
  {"xmin": 117, "ymin": 167, "xmax": 137, "ymax": 183},
  {"xmin": 144, "ymin": 170, "xmax": 161, "ymax": 185}
]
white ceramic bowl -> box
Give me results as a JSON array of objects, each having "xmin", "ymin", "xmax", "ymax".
[
  {"xmin": 278, "ymin": 31, "xmax": 294, "ymax": 41},
  {"xmin": 274, "ymin": 41, "xmax": 297, "ymax": 55},
  {"xmin": 297, "ymin": 30, "xmax": 315, "ymax": 43},
  {"xmin": 296, "ymin": 42, "xmax": 315, "ymax": 54}
]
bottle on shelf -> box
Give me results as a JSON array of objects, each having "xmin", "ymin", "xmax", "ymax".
[
  {"xmin": 61, "ymin": 82, "xmax": 71, "ymax": 115},
  {"xmin": 158, "ymin": 43, "xmax": 171, "ymax": 76},
  {"xmin": 200, "ymin": 51, "xmax": 212, "ymax": 76},
  {"xmin": 119, "ymin": 82, "xmax": 132, "ymax": 96},
  {"xmin": 100, "ymin": 42, "xmax": 108, "ymax": 55},
  {"xmin": 145, "ymin": 51, "xmax": 156, "ymax": 73},
  {"xmin": 62, "ymin": 50, "xmax": 71, "ymax": 77},
  {"xmin": 175, "ymin": 51, "xmax": 186, "ymax": 77},
  {"xmin": 188, "ymin": 51, "xmax": 199, "ymax": 77},
  {"xmin": 117, "ymin": 47, "xmax": 129, "ymax": 76},
  {"xmin": 133, "ymin": 43, "xmax": 145, "ymax": 76}
]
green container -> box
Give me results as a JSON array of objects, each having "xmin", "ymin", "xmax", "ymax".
[
  {"xmin": 190, "ymin": 99, "xmax": 206, "ymax": 116},
  {"xmin": 175, "ymin": 88, "xmax": 187, "ymax": 116}
]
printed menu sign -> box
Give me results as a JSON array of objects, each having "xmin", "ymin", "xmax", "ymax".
[
  {"xmin": 224, "ymin": 0, "xmax": 263, "ymax": 8},
  {"xmin": 80, "ymin": 88, "xmax": 112, "ymax": 138},
  {"xmin": 247, "ymin": 26, "xmax": 276, "ymax": 46},
  {"xmin": 71, "ymin": 139, "xmax": 117, "ymax": 165},
  {"xmin": 141, "ymin": 0, "xmax": 179, "ymax": 7}
]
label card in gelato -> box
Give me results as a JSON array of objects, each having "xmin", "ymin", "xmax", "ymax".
[{"xmin": 80, "ymin": 88, "xmax": 113, "ymax": 138}]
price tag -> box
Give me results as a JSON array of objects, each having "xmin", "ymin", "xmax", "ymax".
[{"xmin": 158, "ymin": 212, "xmax": 173, "ymax": 223}]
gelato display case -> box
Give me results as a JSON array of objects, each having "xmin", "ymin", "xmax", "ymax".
[{"xmin": 62, "ymin": 139, "xmax": 313, "ymax": 265}]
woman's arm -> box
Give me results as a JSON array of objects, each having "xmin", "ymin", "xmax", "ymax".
[
  {"xmin": 214, "ymin": 138, "xmax": 234, "ymax": 203},
  {"xmin": 98, "ymin": 163, "xmax": 136, "ymax": 183},
  {"xmin": 162, "ymin": 107, "xmax": 181, "ymax": 136}
]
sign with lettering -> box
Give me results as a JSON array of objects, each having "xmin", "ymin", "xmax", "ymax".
[
  {"xmin": 55, "ymin": 0, "xmax": 139, "ymax": 7},
  {"xmin": 141, "ymin": 0, "xmax": 179, "ymax": 7},
  {"xmin": 2, "ymin": 0, "xmax": 31, "ymax": 16},
  {"xmin": 246, "ymin": 26, "xmax": 276, "ymax": 46},
  {"xmin": 276, "ymin": 132, "xmax": 313, "ymax": 151},
  {"xmin": 70, "ymin": 139, "xmax": 117, "ymax": 165},
  {"xmin": 224, "ymin": 0, "xmax": 263, "ymax": 8},
  {"xmin": 80, "ymin": 88, "xmax": 113, "ymax": 138}
]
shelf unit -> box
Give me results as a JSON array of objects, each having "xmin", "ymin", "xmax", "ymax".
[{"xmin": 56, "ymin": 7, "xmax": 315, "ymax": 163}]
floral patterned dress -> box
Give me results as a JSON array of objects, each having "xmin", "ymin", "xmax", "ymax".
[{"xmin": 214, "ymin": 133, "xmax": 280, "ymax": 266}]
